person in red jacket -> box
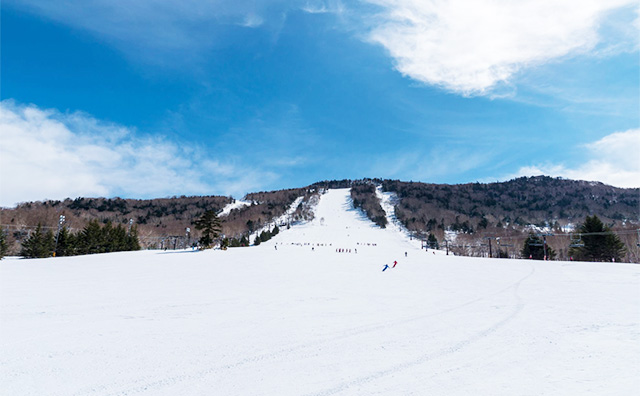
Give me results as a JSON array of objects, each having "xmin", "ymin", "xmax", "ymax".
[{"xmin": 393, "ymin": 260, "xmax": 398, "ymax": 268}]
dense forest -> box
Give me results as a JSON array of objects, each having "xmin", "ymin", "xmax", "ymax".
[
  {"xmin": 1, "ymin": 176, "xmax": 638, "ymax": 261},
  {"xmin": 0, "ymin": 187, "xmax": 319, "ymax": 254}
]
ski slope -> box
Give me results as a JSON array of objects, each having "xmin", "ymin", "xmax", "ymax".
[{"xmin": 1, "ymin": 189, "xmax": 638, "ymax": 395}]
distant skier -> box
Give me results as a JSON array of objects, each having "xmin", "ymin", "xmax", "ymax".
[
  {"xmin": 393, "ymin": 260, "xmax": 398, "ymax": 268},
  {"xmin": 382, "ymin": 264, "xmax": 389, "ymax": 272},
  {"xmin": 404, "ymin": 251, "xmax": 407, "ymax": 257}
]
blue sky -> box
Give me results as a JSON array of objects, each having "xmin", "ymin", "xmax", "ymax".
[{"xmin": 1, "ymin": 0, "xmax": 638, "ymax": 206}]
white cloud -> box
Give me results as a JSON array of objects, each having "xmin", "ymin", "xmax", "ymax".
[
  {"xmin": 5, "ymin": 0, "xmax": 292, "ymax": 64},
  {"xmin": 364, "ymin": 0, "xmax": 637, "ymax": 95},
  {"xmin": 514, "ymin": 129, "xmax": 640, "ymax": 188},
  {"xmin": 0, "ymin": 100, "xmax": 275, "ymax": 207},
  {"xmin": 302, "ymin": 0, "xmax": 345, "ymax": 14}
]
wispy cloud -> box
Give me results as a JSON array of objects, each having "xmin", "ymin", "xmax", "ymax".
[
  {"xmin": 302, "ymin": 0, "xmax": 345, "ymax": 14},
  {"xmin": 5, "ymin": 0, "xmax": 293, "ymax": 65},
  {"xmin": 0, "ymin": 100, "xmax": 275, "ymax": 207},
  {"xmin": 510, "ymin": 129, "xmax": 640, "ymax": 188},
  {"xmin": 363, "ymin": 0, "xmax": 638, "ymax": 96}
]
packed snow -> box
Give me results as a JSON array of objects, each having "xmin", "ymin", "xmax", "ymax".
[
  {"xmin": 1, "ymin": 189, "xmax": 638, "ymax": 395},
  {"xmin": 218, "ymin": 199, "xmax": 252, "ymax": 217}
]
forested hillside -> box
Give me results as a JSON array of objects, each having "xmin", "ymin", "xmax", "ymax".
[
  {"xmin": 382, "ymin": 176, "xmax": 638, "ymax": 233},
  {"xmin": 1, "ymin": 176, "xmax": 638, "ymax": 260},
  {"xmin": 0, "ymin": 187, "xmax": 319, "ymax": 254}
]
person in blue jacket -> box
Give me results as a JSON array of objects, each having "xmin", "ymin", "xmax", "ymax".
[{"xmin": 382, "ymin": 264, "xmax": 389, "ymax": 272}]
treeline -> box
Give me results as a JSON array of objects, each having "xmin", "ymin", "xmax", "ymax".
[
  {"xmin": 350, "ymin": 183, "xmax": 387, "ymax": 228},
  {"xmin": 382, "ymin": 176, "xmax": 639, "ymax": 235},
  {"xmin": 1, "ymin": 195, "xmax": 231, "ymax": 253},
  {"xmin": 20, "ymin": 220, "xmax": 140, "ymax": 259},
  {"xmin": 223, "ymin": 188, "xmax": 318, "ymax": 238}
]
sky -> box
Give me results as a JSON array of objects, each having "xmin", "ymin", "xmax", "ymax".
[{"xmin": 1, "ymin": 0, "xmax": 639, "ymax": 207}]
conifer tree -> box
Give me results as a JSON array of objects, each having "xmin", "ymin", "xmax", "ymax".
[
  {"xmin": 78, "ymin": 220, "xmax": 104, "ymax": 255},
  {"xmin": 521, "ymin": 233, "xmax": 555, "ymax": 260},
  {"xmin": 20, "ymin": 224, "xmax": 55, "ymax": 258},
  {"xmin": 0, "ymin": 231, "xmax": 8, "ymax": 259},
  {"xmin": 194, "ymin": 210, "xmax": 222, "ymax": 248},
  {"xmin": 126, "ymin": 225, "xmax": 141, "ymax": 251},
  {"xmin": 427, "ymin": 234, "xmax": 439, "ymax": 249},
  {"xmin": 570, "ymin": 215, "xmax": 625, "ymax": 262},
  {"xmin": 240, "ymin": 235, "xmax": 249, "ymax": 247},
  {"xmin": 55, "ymin": 226, "xmax": 74, "ymax": 257}
]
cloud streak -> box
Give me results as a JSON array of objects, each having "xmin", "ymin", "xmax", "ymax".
[
  {"xmin": 0, "ymin": 100, "xmax": 275, "ymax": 207},
  {"xmin": 364, "ymin": 0, "xmax": 637, "ymax": 95}
]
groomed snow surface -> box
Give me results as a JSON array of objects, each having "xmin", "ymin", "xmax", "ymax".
[{"xmin": 1, "ymin": 189, "xmax": 638, "ymax": 395}]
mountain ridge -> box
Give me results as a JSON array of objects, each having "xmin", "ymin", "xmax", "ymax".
[{"xmin": 1, "ymin": 176, "xmax": 638, "ymax": 258}]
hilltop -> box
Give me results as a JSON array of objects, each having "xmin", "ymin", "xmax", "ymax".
[{"xmin": 1, "ymin": 176, "xmax": 638, "ymax": 258}]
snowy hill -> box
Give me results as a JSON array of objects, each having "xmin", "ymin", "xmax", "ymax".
[{"xmin": 1, "ymin": 189, "xmax": 638, "ymax": 395}]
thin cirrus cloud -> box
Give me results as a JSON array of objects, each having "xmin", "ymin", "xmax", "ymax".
[
  {"xmin": 4, "ymin": 0, "xmax": 291, "ymax": 64},
  {"xmin": 8, "ymin": 0, "xmax": 637, "ymax": 95},
  {"xmin": 0, "ymin": 100, "xmax": 272, "ymax": 208},
  {"xmin": 513, "ymin": 129, "xmax": 640, "ymax": 188},
  {"xmin": 364, "ymin": 0, "xmax": 638, "ymax": 96}
]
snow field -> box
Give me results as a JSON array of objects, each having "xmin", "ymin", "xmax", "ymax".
[{"xmin": 1, "ymin": 189, "xmax": 638, "ymax": 395}]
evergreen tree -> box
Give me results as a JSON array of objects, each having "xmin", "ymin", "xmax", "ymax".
[
  {"xmin": 194, "ymin": 210, "xmax": 222, "ymax": 248},
  {"xmin": 240, "ymin": 235, "xmax": 249, "ymax": 247},
  {"xmin": 20, "ymin": 224, "xmax": 55, "ymax": 258},
  {"xmin": 521, "ymin": 233, "xmax": 556, "ymax": 260},
  {"xmin": 427, "ymin": 234, "xmax": 439, "ymax": 249},
  {"xmin": 78, "ymin": 220, "xmax": 104, "ymax": 255},
  {"xmin": 0, "ymin": 230, "xmax": 8, "ymax": 259},
  {"xmin": 253, "ymin": 235, "xmax": 261, "ymax": 246},
  {"xmin": 260, "ymin": 230, "xmax": 271, "ymax": 242},
  {"xmin": 126, "ymin": 225, "xmax": 141, "ymax": 251},
  {"xmin": 101, "ymin": 221, "xmax": 115, "ymax": 253},
  {"xmin": 570, "ymin": 215, "xmax": 625, "ymax": 262},
  {"xmin": 55, "ymin": 226, "xmax": 74, "ymax": 257}
]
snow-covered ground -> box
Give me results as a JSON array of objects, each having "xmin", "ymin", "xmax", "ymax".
[
  {"xmin": 1, "ymin": 189, "xmax": 638, "ymax": 395},
  {"xmin": 218, "ymin": 199, "xmax": 252, "ymax": 217}
]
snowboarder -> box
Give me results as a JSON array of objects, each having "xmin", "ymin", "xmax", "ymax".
[
  {"xmin": 393, "ymin": 260, "xmax": 398, "ymax": 268},
  {"xmin": 382, "ymin": 264, "xmax": 389, "ymax": 272}
]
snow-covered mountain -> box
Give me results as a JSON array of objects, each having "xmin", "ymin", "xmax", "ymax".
[{"xmin": 1, "ymin": 189, "xmax": 638, "ymax": 395}]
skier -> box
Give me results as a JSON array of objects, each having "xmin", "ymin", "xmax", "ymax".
[
  {"xmin": 404, "ymin": 251, "xmax": 407, "ymax": 257},
  {"xmin": 382, "ymin": 264, "xmax": 389, "ymax": 272},
  {"xmin": 393, "ymin": 260, "xmax": 398, "ymax": 268}
]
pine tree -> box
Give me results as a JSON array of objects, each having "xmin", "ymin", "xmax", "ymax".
[
  {"xmin": 126, "ymin": 225, "xmax": 141, "ymax": 251},
  {"xmin": 571, "ymin": 215, "xmax": 625, "ymax": 262},
  {"xmin": 521, "ymin": 233, "xmax": 555, "ymax": 260},
  {"xmin": 0, "ymin": 230, "xmax": 8, "ymax": 259},
  {"xmin": 20, "ymin": 224, "xmax": 55, "ymax": 258},
  {"xmin": 78, "ymin": 220, "xmax": 104, "ymax": 255},
  {"xmin": 55, "ymin": 226, "xmax": 74, "ymax": 257},
  {"xmin": 427, "ymin": 234, "xmax": 439, "ymax": 249},
  {"xmin": 194, "ymin": 210, "xmax": 223, "ymax": 249}
]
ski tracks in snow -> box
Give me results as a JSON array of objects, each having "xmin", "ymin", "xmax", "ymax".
[
  {"xmin": 304, "ymin": 263, "xmax": 536, "ymax": 396},
  {"xmin": 76, "ymin": 264, "xmax": 536, "ymax": 396}
]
